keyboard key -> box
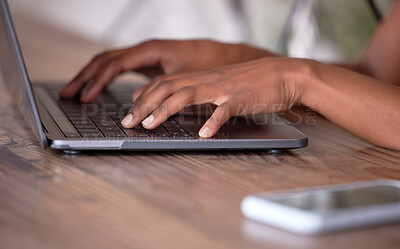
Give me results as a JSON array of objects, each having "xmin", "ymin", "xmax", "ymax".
[
  {"xmin": 99, "ymin": 126, "xmax": 120, "ymax": 131},
  {"xmin": 122, "ymin": 126, "xmax": 142, "ymax": 130},
  {"xmin": 68, "ymin": 115, "xmax": 89, "ymax": 121},
  {"xmin": 91, "ymin": 115, "xmax": 113, "ymax": 122},
  {"xmin": 74, "ymin": 124, "xmax": 95, "ymax": 129},
  {"xmin": 124, "ymin": 129, "xmax": 148, "ymax": 137},
  {"xmin": 82, "ymin": 106, "xmax": 98, "ymax": 114},
  {"xmin": 66, "ymin": 115, "xmax": 86, "ymax": 120},
  {"xmin": 81, "ymin": 133, "xmax": 103, "ymax": 138},
  {"xmin": 96, "ymin": 121, "xmax": 116, "ymax": 127},
  {"xmin": 99, "ymin": 107, "xmax": 120, "ymax": 113},
  {"xmin": 102, "ymin": 131, "xmax": 126, "ymax": 137},
  {"xmin": 64, "ymin": 109, "xmax": 86, "ymax": 114},
  {"xmin": 72, "ymin": 120, "xmax": 93, "ymax": 125},
  {"xmin": 50, "ymin": 88, "xmax": 198, "ymax": 141},
  {"xmin": 162, "ymin": 121, "xmax": 177, "ymax": 128},
  {"xmin": 145, "ymin": 126, "xmax": 166, "ymax": 133},
  {"xmin": 60, "ymin": 107, "xmax": 82, "ymax": 111},
  {"xmin": 148, "ymin": 132, "xmax": 170, "ymax": 137},
  {"xmin": 171, "ymin": 131, "xmax": 189, "ymax": 137},
  {"xmin": 65, "ymin": 133, "xmax": 81, "ymax": 138},
  {"xmin": 110, "ymin": 115, "xmax": 124, "ymax": 121},
  {"xmin": 77, "ymin": 128, "xmax": 99, "ymax": 133}
]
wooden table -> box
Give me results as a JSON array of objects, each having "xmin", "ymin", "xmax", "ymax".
[{"xmin": 1, "ymin": 14, "xmax": 400, "ymax": 249}]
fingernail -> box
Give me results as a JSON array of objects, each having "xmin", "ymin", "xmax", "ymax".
[
  {"xmin": 142, "ymin": 115, "xmax": 154, "ymax": 127},
  {"xmin": 199, "ymin": 127, "xmax": 211, "ymax": 137},
  {"xmin": 121, "ymin": 113, "xmax": 133, "ymax": 127}
]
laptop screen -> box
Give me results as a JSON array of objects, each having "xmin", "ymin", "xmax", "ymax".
[{"xmin": 0, "ymin": 0, "xmax": 47, "ymax": 147}]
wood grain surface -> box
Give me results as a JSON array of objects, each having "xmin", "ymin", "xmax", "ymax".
[{"xmin": 1, "ymin": 14, "xmax": 400, "ymax": 249}]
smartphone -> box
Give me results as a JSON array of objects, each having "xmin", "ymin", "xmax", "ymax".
[{"xmin": 241, "ymin": 179, "xmax": 400, "ymax": 235}]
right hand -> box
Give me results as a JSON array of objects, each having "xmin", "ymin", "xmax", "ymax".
[{"xmin": 58, "ymin": 39, "xmax": 273, "ymax": 103}]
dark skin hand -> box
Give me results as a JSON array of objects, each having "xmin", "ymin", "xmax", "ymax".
[
  {"xmin": 60, "ymin": 0, "xmax": 400, "ymax": 149},
  {"xmin": 123, "ymin": 57, "xmax": 301, "ymax": 138},
  {"xmin": 59, "ymin": 40, "xmax": 273, "ymax": 102}
]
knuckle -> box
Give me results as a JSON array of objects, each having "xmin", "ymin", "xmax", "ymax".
[
  {"xmin": 158, "ymin": 80, "xmax": 173, "ymax": 88},
  {"xmin": 92, "ymin": 55, "xmax": 101, "ymax": 62},
  {"xmin": 176, "ymin": 86, "xmax": 194, "ymax": 102},
  {"xmin": 101, "ymin": 50, "xmax": 112, "ymax": 56},
  {"xmin": 153, "ymin": 75, "xmax": 167, "ymax": 85},
  {"xmin": 177, "ymin": 86, "xmax": 195, "ymax": 99},
  {"xmin": 171, "ymin": 86, "xmax": 196, "ymax": 105},
  {"xmin": 217, "ymin": 84, "xmax": 233, "ymax": 98},
  {"xmin": 215, "ymin": 104, "xmax": 233, "ymax": 119},
  {"xmin": 91, "ymin": 55, "xmax": 103, "ymax": 65},
  {"xmin": 92, "ymin": 50, "xmax": 111, "ymax": 61},
  {"xmin": 154, "ymin": 80, "xmax": 175, "ymax": 94},
  {"xmin": 143, "ymin": 39, "xmax": 163, "ymax": 49},
  {"xmin": 92, "ymin": 53, "xmax": 103, "ymax": 61},
  {"xmin": 224, "ymin": 102, "xmax": 237, "ymax": 115},
  {"xmin": 223, "ymin": 101, "xmax": 234, "ymax": 109},
  {"xmin": 105, "ymin": 59, "xmax": 121, "ymax": 72}
]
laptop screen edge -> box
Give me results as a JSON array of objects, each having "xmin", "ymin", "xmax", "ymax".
[{"xmin": 0, "ymin": 0, "xmax": 47, "ymax": 148}]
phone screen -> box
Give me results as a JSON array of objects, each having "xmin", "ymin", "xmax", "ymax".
[{"xmin": 271, "ymin": 185, "xmax": 400, "ymax": 213}]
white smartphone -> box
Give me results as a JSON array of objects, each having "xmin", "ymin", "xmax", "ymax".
[{"xmin": 241, "ymin": 179, "xmax": 400, "ymax": 235}]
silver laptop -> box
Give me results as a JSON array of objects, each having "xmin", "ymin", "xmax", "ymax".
[{"xmin": 0, "ymin": 0, "xmax": 307, "ymax": 153}]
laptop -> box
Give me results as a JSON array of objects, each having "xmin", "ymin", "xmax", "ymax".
[{"xmin": 0, "ymin": 0, "xmax": 307, "ymax": 153}]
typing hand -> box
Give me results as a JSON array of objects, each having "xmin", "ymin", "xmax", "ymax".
[
  {"xmin": 59, "ymin": 40, "xmax": 272, "ymax": 103},
  {"xmin": 121, "ymin": 57, "xmax": 306, "ymax": 138}
]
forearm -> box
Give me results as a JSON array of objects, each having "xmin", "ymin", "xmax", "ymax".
[
  {"xmin": 298, "ymin": 60, "xmax": 400, "ymax": 150},
  {"xmin": 333, "ymin": 1, "xmax": 400, "ymax": 85},
  {"xmin": 358, "ymin": 0, "xmax": 400, "ymax": 85}
]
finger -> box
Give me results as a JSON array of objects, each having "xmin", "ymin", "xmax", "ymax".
[
  {"xmin": 135, "ymin": 67, "xmax": 164, "ymax": 78},
  {"xmin": 198, "ymin": 101, "xmax": 240, "ymax": 138},
  {"xmin": 80, "ymin": 48, "xmax": 165, "ymax": 103},
  {"xmin": 135, "ymin": 69, "xmax": 224, "ymax": 102},
  {"xmin": 123, "ymin": 73, "xmax": 217, "ymax": 128},
  {"xmin": 59, "ymin": 49, "xmax": 127, "ymax": 98},
  {"xmin": 179, "ymin": 104, "xmax": 217, "ymax": 116},
  {"xmin": 131, "ymin": 74, "xmax": 190, "ymax": 103},
  {"xmin": 122, "ymin": 70, "xmax": 231, "ymax": 128},
  {"xmin": 65, "ymin": 40, "xmax": 167, "ymax": 101},
  {"xmin": 131, "ymin": 76, "xmax": 167, "ymax": 103},
  {"xmin": 131, "ymin": 85, "xmax": 147, "ymax": 102},
  {"xmin": 141, "ymin": 85, "xmax": 215, "ymax": 129},
  {"xmin": 121, "ymin": 80, "xmax": 183, "ymax": 128}
]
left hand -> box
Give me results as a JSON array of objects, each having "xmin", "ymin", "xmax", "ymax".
[{"xmin": 121, "ymin": 57, "xmax": 308, "ymax": 137}]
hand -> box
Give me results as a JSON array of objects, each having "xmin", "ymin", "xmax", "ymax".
[
  {"xmin": 121, "ymin": 57, "xmax": 307, "ymax": 137},
  {"xmin": 59, "ymin": 40, "xmax": 272, "ymax": 102}
]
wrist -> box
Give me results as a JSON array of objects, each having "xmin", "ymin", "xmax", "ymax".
[{"xmin": 289, "ymin": 58, "xmax": 324, "ymax": 109}]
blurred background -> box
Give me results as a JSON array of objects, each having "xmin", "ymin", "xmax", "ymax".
[{"xmin": 9, "ymin": 0, "xmax": 396, "ymax": 63}]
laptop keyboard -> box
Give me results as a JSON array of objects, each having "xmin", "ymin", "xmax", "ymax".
[{"xmin": 47, "ymin": 86, "xmax": 196, "ymax": 139}]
